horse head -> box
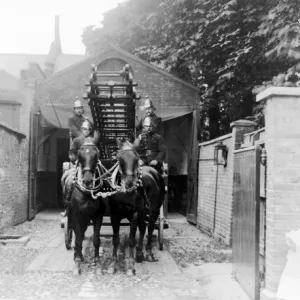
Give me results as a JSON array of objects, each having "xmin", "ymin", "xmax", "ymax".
[
  {"xmin": 78, "ymin": 139, "xmax": 99, "ymax": 189},
  {"xmin": 116, "ymin": 138, "xmax": 140, "ymax": 190}
]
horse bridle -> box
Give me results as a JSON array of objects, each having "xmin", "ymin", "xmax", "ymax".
[
  {"xmin": 75, "ymin": 143, "xmax": 143, "ymax": 197},
  {"xmin": 75, "ymin": 141, "xmax": 102, "ymax": 192},
  {"xmin": 116, "ymin": 148, "xmax": 143, "ymax": 193}
]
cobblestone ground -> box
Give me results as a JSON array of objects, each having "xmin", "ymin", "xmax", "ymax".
[
  {"xmin": 164, "ymin": 222, "xmax": 232, "ymax": 268},
  {"xmin": 0, "ymin": 217, "xmax": 209, "ymax": 300}
]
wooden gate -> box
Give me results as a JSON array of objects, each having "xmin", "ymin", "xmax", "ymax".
[
  {"xmin": 186, "ymin": 111, "xmax": 199, "ymax": 224},
  {"xmin": 28, "ymin": 109, "xmax": 40, "ymax": 220},
  {"xmin": 232, "ymin": 145, "xmax": 260, "ymax": 300}
]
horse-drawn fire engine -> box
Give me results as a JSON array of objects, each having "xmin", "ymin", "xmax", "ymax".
[{"xmin": 61, "ymin": 63, "xmax": 167, "ymax": 255}]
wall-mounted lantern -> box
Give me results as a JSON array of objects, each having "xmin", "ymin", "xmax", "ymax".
[
  {"xmin": 214, "ymin": 141, "xmax": 228, "ymax": 167},
  {"xmin": 260, "ymin": 147, "xmax": 267, "ymax": 166}
]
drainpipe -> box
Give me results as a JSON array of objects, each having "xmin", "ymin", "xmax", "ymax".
[
  {"xmin": 212, "ymin": 164, "xmax": 219, "ymax": 234},
  {"xmin": 198, "ymin": 156, "xmax": 220, "ymax": 235}
]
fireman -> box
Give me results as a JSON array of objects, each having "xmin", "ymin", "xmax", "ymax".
[
  {"xmin": 133, "ymin": 116, "xmax": 166, "ymax": 172},
  {"xmin": 136, "ymin": 97, "xmax": 162, "ymax": 134},
  {"xmin": 68, "ymin": 97, "xmax": 93, "ymax": 139}
]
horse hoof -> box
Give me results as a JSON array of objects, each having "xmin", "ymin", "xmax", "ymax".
[
  {"xmin": 75, "ymin": 256, "xmax": 84, "ymax": 263},
  {"xmin": 96, "ymin": 268, "xmax": 103, "ymax": 276},
  {"xmin": 136, "ymin": 252, "xmax": 144, "ymax": 263},
  {"xmin": 146, "ymin": 253, "xmax": 158, "ymax": 262},
  {"xmin": 107, "ymin": 267, "xmax": 116, "ymax": 274},
  {"xmin": 145, "ymin": 254, "xmax": 152, "ymax": 262},
  {"xmin": 127, "ymin": 269, "xmax": 136, "ymax": 276},
  {"xmin": 73, "ymin": 266, "xmax": 81, "ymax": 276}
]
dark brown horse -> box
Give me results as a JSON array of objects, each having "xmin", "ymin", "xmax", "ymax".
[
  {"xmin": 62, "ymin": 141, "xmax": 106, "ymax": 275},
  {"xmin": 107, "ymin": 140, "xmax": 165, "ymax": 275}
]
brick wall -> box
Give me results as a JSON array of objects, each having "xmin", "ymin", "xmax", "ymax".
[
  {"xmin": 19, "ymin": 86, "xmax": 36, "ymax": 137},
  {"xmin": 257, "ymin": 87, "xmax": 300, "ymax": 300},
  {"xmin": 197, "ymin": 120, "xmax": 257, "ymax": 245},
  {"xmin": 0, "ymin": 101, "xmax": 21, "ymax": 131},
  {"xmin": 197, "ymin": 134, "xmax": 233, "ymax": 244},
  {"xmin": 36, "ymin": 47, "xmax": 199, "ymax": 112},
  {"xmin": 0, "ymin": 123, "xmax": 28, "ymax": 230}
]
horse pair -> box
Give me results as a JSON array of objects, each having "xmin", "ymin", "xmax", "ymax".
[{"xmin": 62, "ymin": 138, "xmax": 165, "ymax": 275}]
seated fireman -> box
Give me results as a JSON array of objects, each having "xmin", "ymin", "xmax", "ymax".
[
  {"xmin": 136, "ymin": 97, "xmax": 162, "ymax": 134},
  {"xmin": 70, "ymin": 119, "xmax": 99, "ymax": 160},
  {"xmin": 61, "ymin": 118, "xmax": 98, "ymax": 216},
  {"xmin": 68, "ymin": 98, "xmax": 93, "ymax": 139},
  {"xmin": 133, "ymin": 116, "xmax": 166, "ymax": 171}
]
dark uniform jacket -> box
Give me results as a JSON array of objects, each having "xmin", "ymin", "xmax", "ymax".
[
  {"xmin": 133, "ymin": 133, "xmax": 166, "ymax": 165},
  {"xmin": 70, "ymin": 135, "xmax": 88, "ymax": 155},
  {"xmin": 135, "ymin": 114, "xmax": 162, "ymax": 134},
  {"xmin": 68, "ymin": 114, "xmax": 94, "ymax": 139},
  {"xmin": 68, "ymin": 114, "xmax": 85, "ymax": 139},
  {"xmin": 70, "ymin": 132, "xmax": 100, "ymax": 157}
]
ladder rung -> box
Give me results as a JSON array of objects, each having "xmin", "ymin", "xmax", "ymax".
[
  {"xmin": 97, "ymin": 122, "xmax": 131, "ymax": 125},
  {"xmin": 99, "ymin": 127, "xmax": 133, "ymax": 130},
  {"xmin": 95, "ymin": 117, "xmax": 129, "ymax": 120},
  {"xmin": 95, "ymin": 73, "xmax": 122, "ymax": 77},
  {"xmin": 90, "ymin": 83, "xmax": 138, "ymax": 87},
  {"xmin": 91, "ymin": 104, "xmax": 134, "ymax": 108},
  {"xmin": 92, "ymin": 113, "xmax": 134, "ymax": 117},
  {"xmin": 91, "ymin": 96, "xmax": 135, "ymax": 101},
  {"xmin": 98, "ymin": 129, "xmax": 133, "ymax": 133}
]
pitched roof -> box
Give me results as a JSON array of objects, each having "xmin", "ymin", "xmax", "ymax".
[
  {"xmin": 45, "ymin": 43, "xmax": 199, "ymax": 91},
  {"xmin": 0, "ymin": 53, "xmax": 85, "ymax": 78},
  {"xmin": 54, "ymin": 54, "xmax": 87, "ymax": 72},
  {"xmin": 0, "ymin": 53, "xmax": 48, "ymax": 78},
  {"xmin": 0, "ymin": 70, "xmax": 21, "ymax": 90},
  {"xmin": 0, "ymin": 89, "xmax": 22, "ymax": 101}
]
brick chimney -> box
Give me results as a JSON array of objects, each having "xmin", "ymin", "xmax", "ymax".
[
  {"xmin": 44, "ymin": 15, "xmax": 62, "ymax": 77},
  {"xmin": 54, "ymin": 15, "xmax": 61, "ymax": 50}
]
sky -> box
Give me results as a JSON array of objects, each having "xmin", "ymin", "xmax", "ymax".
[{"xmin": 0, "ymin": 0, "xmax": 126, "ymax": 54}]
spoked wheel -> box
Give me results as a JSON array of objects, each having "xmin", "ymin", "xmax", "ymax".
[
  {"xmin": 158, "ymin": 205, "xmax": 164, "ymax": 251},
  {"xmin": 64, "ymin": 216, "xmax": 73, "ymax": 250}
]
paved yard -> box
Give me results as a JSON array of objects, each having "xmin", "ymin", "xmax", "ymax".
[{"xmin": 0, "ymin": 210, "xmax": 249, "ymax": 300}]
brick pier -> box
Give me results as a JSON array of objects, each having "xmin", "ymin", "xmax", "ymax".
[{"xmin": 257, "ymin": 87, "xmax": 300, "ymax": 300}]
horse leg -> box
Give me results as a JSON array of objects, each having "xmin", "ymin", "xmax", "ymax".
[
  {"xmin": 136, "ymin": 212, "xmax": 146, "ymax": 263},
  {"xmin": 107, "ymin": 215, "xmax": 120, "ymax": 274},
  {"xmin": 73, "ymin": 212, "xmax": 88, "ymax": 275},
  {"xmin": 93, "ymin": 215, "xmax": 103, "ymax": 275},
  {"xmin": 127, "ymin": 211, "xmax": 139, "ymax": 276},
  {"xmin": 145, "ymin": 211, "xmax": 159, "ymax": 262}
]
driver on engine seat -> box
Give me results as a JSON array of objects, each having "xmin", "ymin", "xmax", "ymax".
[
  {"xmin": 136, "ymin": 97, "xmax": 162, "ymax": 135},
  {"xmin": 133, "ymin": 116, "xmax": 166, "ymax": 172},
  {"xmin": 68, "ymin": 97, "xmax": 94, "ymax": 139},
  {"xmin": 70, "ymin": 119, "xmax": 99, "ymax": 161},
  {"xmin": 60, "ymin": 120, "xmax": 99, "ymax": 217}
]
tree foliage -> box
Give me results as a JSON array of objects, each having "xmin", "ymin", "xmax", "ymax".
[{"xmin": 82, "ymin": 0, "xmax": 300, "ymax": 141}]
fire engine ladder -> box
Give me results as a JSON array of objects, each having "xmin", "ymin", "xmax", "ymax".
[{"xmin": 83, "ymin": 64, "xmax": 140, "ymax": 165}]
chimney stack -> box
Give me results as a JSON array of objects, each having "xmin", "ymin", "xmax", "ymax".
[
  {"xmin": 55, "ymin": 15, "xmax": 60, "ymax": 44},
  {"xmin": 44, "ymin": 15, "xmax": 62, "ymax": 77}
]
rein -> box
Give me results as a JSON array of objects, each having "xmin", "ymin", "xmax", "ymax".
[
  {"xmin": 75, "ymin": 164, "xmax": 103, "ymax": 193},
  {"xmin": 73, "ymin": 144, "xmax": 144, "ymax": 199}
]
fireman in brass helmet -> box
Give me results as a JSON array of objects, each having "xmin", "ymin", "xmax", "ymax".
[
  {"xmin": 68, "ymin": 97, "xmax": 93, "ymax": 139},
  {"xmin": 70, "ymin": 119, "xmax": 99, "ymax": 161},
  {"xmin": 133, "ymin": 116, "xmax": 166, "ymax": 172},
  {"xmin": 61, "ymin": 119, "xmax": 99, "ymax": 217},
  {"xmin": 136, "ymin": 96, "xmax": 162, "ymax": 134}
]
